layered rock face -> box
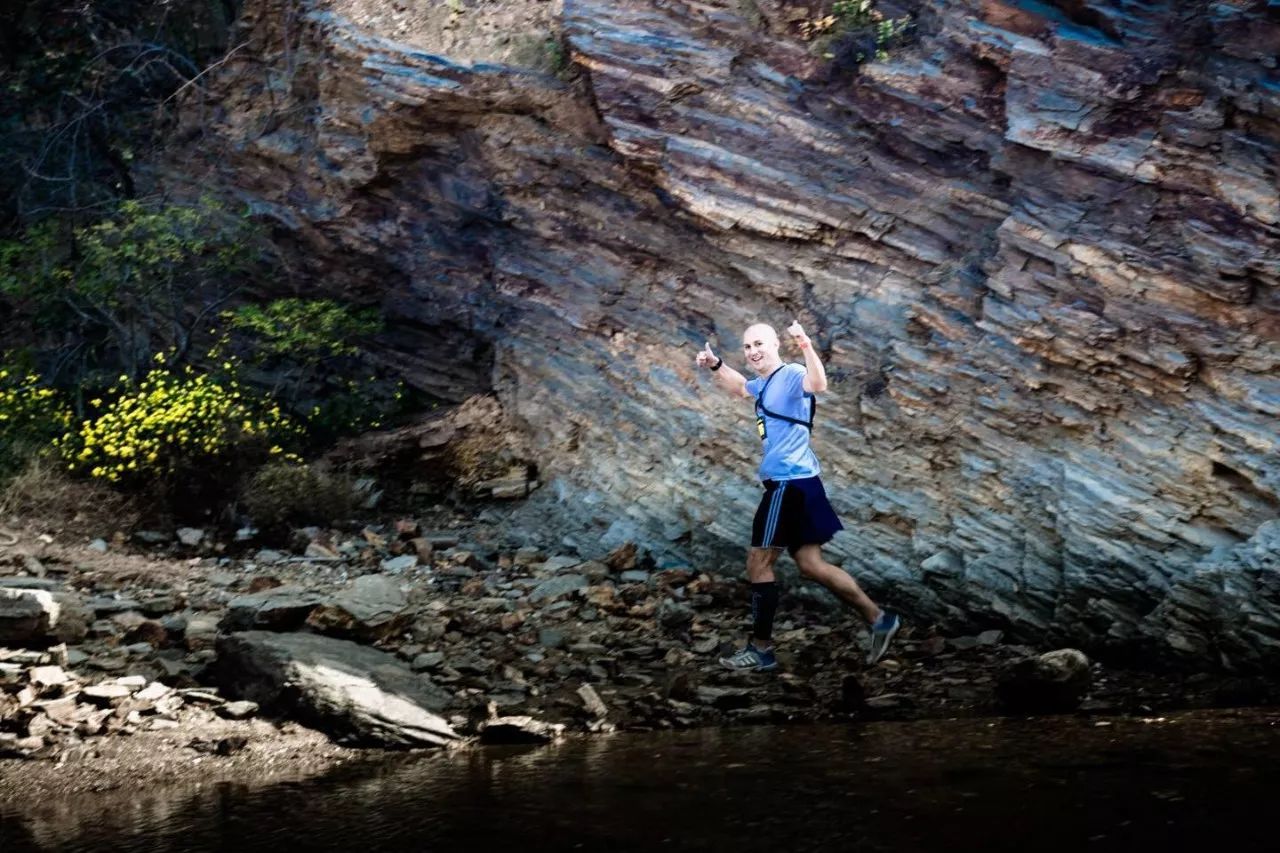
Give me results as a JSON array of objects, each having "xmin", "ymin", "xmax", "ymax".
[{"xmin": 190, "ymin": 0, "xmax": 1280, "ymax": 667}]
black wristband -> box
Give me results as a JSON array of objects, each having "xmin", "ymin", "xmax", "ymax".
[{"xmin": 710, "ymin": 357, "xmax": 723, "ymax": 371}]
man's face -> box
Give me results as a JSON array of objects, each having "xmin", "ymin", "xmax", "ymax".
[{"xmin": 742, "ymin": 324, "xmax": 781, "ymax": 376}]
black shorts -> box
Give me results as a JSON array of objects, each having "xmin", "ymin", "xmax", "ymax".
[{"xmin": 750, "ymin": 476, "xmax": 844, "ymax": 554}]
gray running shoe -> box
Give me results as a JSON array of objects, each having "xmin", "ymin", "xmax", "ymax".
[
  {"xmin": 866, "ymin": 611, "xmax": 901, "ymax": 665},
  {"xmin": 719, "ymin": 643, "xmax": 778, "ymax": 672}
]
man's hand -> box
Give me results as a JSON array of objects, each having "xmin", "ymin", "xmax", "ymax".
[
  {"xmin": 788, "ymin": 320, "xmax": 810, "ymax": 350},
  {"xmin": 695, "ymin": 341, "xmax": 720, "ymax": 370}
]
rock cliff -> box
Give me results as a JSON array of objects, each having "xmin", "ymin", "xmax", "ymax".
[{"xmin": 185, "ymin": 0, "xmax": 1280, "ymax": 667}]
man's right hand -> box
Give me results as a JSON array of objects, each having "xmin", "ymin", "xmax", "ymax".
[{"xmin": 695, "ymin": 341, "xmax": 718, "ymax": 370}]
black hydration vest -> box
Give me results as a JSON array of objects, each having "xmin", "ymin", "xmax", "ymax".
[{"xmin": 754, "ymin": 366, "xmax": 817, "ymax": 441}]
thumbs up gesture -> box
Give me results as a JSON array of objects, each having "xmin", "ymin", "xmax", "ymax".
[
  {"xmin": 788, "ymin": 320, "xmax": 811, "ymax": 349},
  {"xmin": 695, "ymin": 341, "xmax": 720, "ymax": 370}
]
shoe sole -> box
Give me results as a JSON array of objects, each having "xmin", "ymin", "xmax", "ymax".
[
  {"xmin": 718, "ymin": 659, "xmax": 778, "ymax": 673},
  {"xmin": 865, "ymin": 619, "xmax": 901, "ymax": 665}
]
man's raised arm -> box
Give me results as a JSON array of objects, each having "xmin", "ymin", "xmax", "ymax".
[
  {"xmin": 696, "ymin": 341, "xmax": 750, "ymax": 398},
  {"xmin": 788, "ymin": 321, "xmax": 828, "ymax": 394}
]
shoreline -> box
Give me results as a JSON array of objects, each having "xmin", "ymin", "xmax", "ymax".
[{"xmin": 4, "ymin": 515, "xmax": 1278, "ymax": 812}]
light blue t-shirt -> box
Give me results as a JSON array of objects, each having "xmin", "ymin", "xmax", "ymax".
[{"xmin": 744, "ymin": 363, "xmax": 820, "ymax": 482}]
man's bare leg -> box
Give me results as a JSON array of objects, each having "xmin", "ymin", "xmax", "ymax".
[
  {"xmin": 747, "ymin": 546, "xmax": 781, "ymax": 584},
  {"xmin": 792, "ymin": 544, "xmax": 881, "ymax": 625}
]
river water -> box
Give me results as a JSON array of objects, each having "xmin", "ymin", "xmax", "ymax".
[{"xmin": 3, "ymin": 708, "xmax": 1279, "ymax": 852}]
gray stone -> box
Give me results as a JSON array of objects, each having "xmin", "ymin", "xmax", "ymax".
[
  {"xmin": 540, "ymin": 556, "xmax": 582, "ymax": 574},
  {"xmin": 220, "ymin": 586, "xmax": 324, "ymax": 632},
  {"xmin": 513, "ymin": 546, "xmax": 543, "ymax": 565},
  {"xmin": 0, "ymin": 577, "xmax": 60, "ymax": 591},
  {"xmin": 0, "ymin": 588, "xmax": 85, "ymax": 647},
  {"xmin": 619, "ymin": 570, "xmax": 651, "ymax": 584},
  {"xmin": 184, "ymin": 613, "xmax": 221, "ymax": 650},
  {"xmin": 215, "ymin": 631, "xmax": 457, "ymax": 747},
  {"xmin": 80, "ymin": 684, "xmax": 133, "ymax": 707},
  {"xmin": 577, "ymin": 684, "xmax": 608, "ymax": 718},
  {"xmin": 176, "ymin": 527, "xmax": 205, "ymax": 547},
  {"xmin": 380, "ymin": 554, "xmax": 419, "ymax": 574},
  {"xmin": 305, "ymin": 575, "xmax": 411, "ymax": 643},
  {"xmin": 529, "ymin": 575, "xmax": 587, "ymax": 604},
  {"xmin": 694, "ymin": 686, "xmax": 753, "ymax": 711},
  {"xmin": 86, "ymin": 596, "xmax": 142, "ymax": 616},
  {"xmin": 537, "ymin": 628, "xmax": 566, "ymax": 650},
  {"xmin": 997, "ymin": 649, "xmax": 1092, "ymax": 712},
  {"xmin": 29, "ymin": 666, "xmax": 69, "ymax": 688},
  {"xmin": 410, "ymin": 651, "xmax": 445, "ymax": 672},
  {"xmin": 477, "ymin": 715, "xmax": 564, "ymax": 744},
  {"xmin": 657, "ymin": 600, "xmax": 695, "ymax": 635},
  {"xmin": 87, "ymin": 539, "xmax": 109, "ymax": 554},
  {"xmin": 217, "ymin": 700, "xmax": 260, "ymax": 720}
]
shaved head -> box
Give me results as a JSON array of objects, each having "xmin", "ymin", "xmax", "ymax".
[
  {"xmin": 742, "ymin": 323, "xmax": 782, "ymax": 377},
  {"xmin": 742, "ymin": 323, "xmax": 779, "ymax": 345}
]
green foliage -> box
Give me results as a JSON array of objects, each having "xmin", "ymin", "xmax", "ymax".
[
  {"xmin": 303, "ymin": 375, "xmax": 408, "ymax": 446},
  {"xmin": 0, "ymin": 357, "xmax": 73, "ymax": 480},
  {"xmin": 224, "ymin": 298, "xmax": 381, "ymax": 364},
  {"xmin": 57, "ymin": 357, "xmax": 300, "ymax": 488},
  {"xmin": 0, "ymin": 196, "xmax": 266, "ymax": 383},
  {"xmin": 223, "ymin": 297, "xmax": 406, "ymax": 444},
  {"xmin": 803, "ymin": 1, "xmax": 914, "ymax": 67},
  {"xmin": 239, "ymin": 462, "xmax": 357, "ymax": 529}
]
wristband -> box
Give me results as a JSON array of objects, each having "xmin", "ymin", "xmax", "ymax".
[{"xmin": 710, "ymin": 357, "xmax": 723, "ymax": 371}]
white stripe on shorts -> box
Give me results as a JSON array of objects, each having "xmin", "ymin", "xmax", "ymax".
[{"xmin": 762, "ymin": 481, "xmax": 787, "ymax": 547}]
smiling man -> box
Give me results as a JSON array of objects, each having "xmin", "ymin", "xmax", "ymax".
[{"xmin": 695, "ymin": 321, "xmax": 900, "ymax": 671}]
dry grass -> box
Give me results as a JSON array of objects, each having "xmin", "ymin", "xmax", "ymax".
[{"xmin": 0, "ymin": 454, "xmax": 141, "ymax": 535}]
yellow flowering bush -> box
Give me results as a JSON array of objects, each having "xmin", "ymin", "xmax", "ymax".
[
  {"xmin": 0, "ymin": 363, "xmax": 73, "ymax": 478},
  {"xmin": 58, "ymin": 363, "xmax": 300, "ymax": 486}
]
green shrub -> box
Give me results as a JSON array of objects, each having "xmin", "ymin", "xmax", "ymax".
[
  {"xmin": 224, "ymin": 298, "xmax": 381, "ymax": 363},
  {"xmin": 802, "ymin": 1, "xmax": 914, "ymax": 66},
  {"xmin": 0, "ymin": 360, "xmax": 73, "ymax": 481},
  {"xmin": 0, "ymin": 196, "xmax": 268, "ymax": 383},
  {"xmin": 239, "ymin": 462, "xmax": 356, "ymax": 528},
  {"xmin": 223, "ymin": 297, "xmax": 407, "ymax": 443}
]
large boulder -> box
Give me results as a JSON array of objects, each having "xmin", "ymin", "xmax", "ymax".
[
  {"xmin": 214, "ymin": 631, "xmax": 457, "ymax": 748},
  {"xmin": 996, "ymin": 649, "xmax": 1092, "ymax": 713}
]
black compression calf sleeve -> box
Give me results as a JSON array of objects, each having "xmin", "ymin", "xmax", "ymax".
[{"xmin": 750, "ymin": 581, "xmax": 780, "ymax": 644}]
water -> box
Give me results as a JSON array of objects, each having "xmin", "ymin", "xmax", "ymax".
[{"xmin": 4, "ymin": 709, "xmax": 1279, "ymax": 852}]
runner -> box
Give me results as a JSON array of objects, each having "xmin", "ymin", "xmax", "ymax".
[{"xmin": 695, "ymin": 321, "xmax": 900, "ymax": 671}]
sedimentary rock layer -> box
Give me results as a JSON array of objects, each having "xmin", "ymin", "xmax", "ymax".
[{"xmin": 190, "ymin": 0, "xmax": 1280, "ymax": 667}]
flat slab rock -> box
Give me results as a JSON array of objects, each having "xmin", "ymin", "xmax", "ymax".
[{"xmin": 214, "ymin": 631, "xmax": 457, "ymax": 748}]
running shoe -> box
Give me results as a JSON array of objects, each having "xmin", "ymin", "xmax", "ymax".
[
  {"xmin": 719, "ymin": 643, "xmax": 778, "ymax": 672},
  {"xmin": 866, "ymin": 611, "xmax": 901, "ymax": 665}
]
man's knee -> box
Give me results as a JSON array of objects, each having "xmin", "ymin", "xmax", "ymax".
[
  {"xmin": 792, "ymin": 546, "xmax": 824, "ymax": 578},
  {"xmin": 747, "ymin": 547, "xmax": 781, "ymax": 570}
]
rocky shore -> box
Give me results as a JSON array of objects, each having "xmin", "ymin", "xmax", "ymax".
[{"xmin": 5, "ymin": 506, "xmax": 1277, "ymax": 808}]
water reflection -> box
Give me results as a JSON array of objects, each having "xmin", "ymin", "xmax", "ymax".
[{"xmin": 4, "ymin": 709, "xmax": 1279, "ymax": 852}]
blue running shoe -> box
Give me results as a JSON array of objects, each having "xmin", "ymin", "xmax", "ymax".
[
  {"xmin": 719, "ymin": 643, "xmax": 778, "ymax": 672},
  {"xmin": 866, "ymin": 611, "xmax": 901, "ymax": 665}
]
